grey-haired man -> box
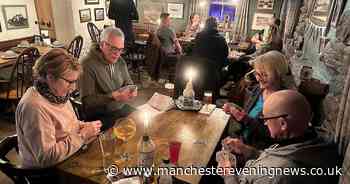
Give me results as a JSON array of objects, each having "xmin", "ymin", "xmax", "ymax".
[{"xmin": 80, "ymin": 27, "xmax": 137, "ymax": 131}]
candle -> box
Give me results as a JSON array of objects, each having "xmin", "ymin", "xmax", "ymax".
[
  {"xmin": 144, "ymin": 111, "xmax": 149, "ymax": 135},
  {"xmin": 186, "ymin": 67, "xmax": 196, "ymax": 82}
]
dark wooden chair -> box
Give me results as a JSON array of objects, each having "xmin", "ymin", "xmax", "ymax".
[
  {"xmin": 0, "ymin": 134, "xmax": 57, "ymax": 184},
  {"xmin": 123, "ymin": 42, "xmax": 147, "ymax": 81},
  {"xmin": 0, "ymin": 47, "xmax": 40, "ymax": 105},
  {"xmin": 87, "ymin": 22, "xmax": 101, "ymax": 43},
  {"xmin": 67, "ymin": 35, "xmax": 83, "ymax": 59}
]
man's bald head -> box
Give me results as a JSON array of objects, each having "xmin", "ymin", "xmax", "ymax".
[{"xmin": 263, "ymin": 90, "xmax": 311, "ymax": 139}]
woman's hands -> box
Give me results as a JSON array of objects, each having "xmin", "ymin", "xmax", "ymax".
[
  {"xmin": 79, "ymin": 120, "xmax": 102, "ymax": 142},
  {"xmin": 223, "ymin": 103, "xmax": 247, "ymax": 122}
]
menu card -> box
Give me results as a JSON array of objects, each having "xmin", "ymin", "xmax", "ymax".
[{"xmin": 137, "ymin": 93, "xmax": 175, "ymax": 118}]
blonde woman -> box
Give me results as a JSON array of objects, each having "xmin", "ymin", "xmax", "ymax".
[
  {"xmin": 16, "ymin": 48, "xmax": 102, "ymax": 168},
  {"xmin": 223, "ymin": 50, "xmax": 295, "ymax": 147}
]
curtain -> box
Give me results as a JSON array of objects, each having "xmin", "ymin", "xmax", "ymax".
[
  {"xmin": 283, "ymin": 0, "xmax": 302, "ymax": 39},
  {"xmin": 234, "ymin": 0, "xmax": 250, "ymax": 40},
  {"xmin": 325, "ymin": 0, "xmax": 346, "ymax": 35},
  {"xmin": 336, "ymin": 65, "xmax": 350, "ymax": 184},
  {"xmin": 279, "ymin": 0, "xmax": 288, "ymax": 38}
]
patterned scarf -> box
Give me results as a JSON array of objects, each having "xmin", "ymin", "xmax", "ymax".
[{"xmin": 34, "ymin": 80, "xmax": 70, "ymax": 104}]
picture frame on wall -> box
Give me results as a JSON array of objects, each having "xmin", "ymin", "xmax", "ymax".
[
  {"xmin": 167, "ymin": 3, "xmax": 184, "ymax": 19},
  {"xmin": 2, "ymin": 5, "xmax": 29, "ymax": 30},
  {"xmin": 94, "ymin": 8, "xmax": 105, "ymax": 21},
  {"xmin": 85, "ymin": 0, "xmax": 100, "ymax": 5},
  {"xmin": 79, "ymin": 9, "xmax": 92, "ymax": 23}
]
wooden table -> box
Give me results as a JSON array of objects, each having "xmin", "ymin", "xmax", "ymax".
[
  {"xmin": 56, "ymin": 109, "xmax": 230, "ymax": 184},
  {"xmin": 0, "ymin": 45, "xmax": 51, "ymax": 69}
]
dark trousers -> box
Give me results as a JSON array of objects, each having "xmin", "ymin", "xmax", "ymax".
[{"xmin": 86, "ymin": 104, "xmax": 136, "ymax": 131}]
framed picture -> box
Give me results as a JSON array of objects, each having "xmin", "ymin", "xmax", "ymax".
[
  {"xmin": 2, "ymin": 5, "xmax": 29, "ymax": 30},
  {"xmin": 252, "ymin": 13, "xmax": 274, "ymax": 30},
  {"xmin": 257, "ymin": 0, "xmax": 274, "ymax": 10},
  {"xmin": 167, "ymin": 3, "xmax": 184, "ymax": 19},
  {"xmin": 94, "ymin": 8, "xmax": 104, "ymax": 21},
  {"xmin": 79, "ymin": 9, "xmax": 91, "ymax": 23},
  {"xmin": 85, "ymin": 0, "xmax": 99, "ymax": 5}
]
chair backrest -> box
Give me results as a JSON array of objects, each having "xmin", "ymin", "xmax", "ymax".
[
  {"xmin": 67, "ymin": 35, "xmax": 83, "ymax": 59},
  {"xmin": 69, "ymin": 96, "xmax": 85, "ymax": 121},
  {"xmin": 87, "ymin": 22, "xmax": 101, "ymax": 43},
  {"xmin": 32, "ymin": 35, "xmax": 44, "ymax": 43},
  {"xmin": 0, "ymin": 134, "xmax": 56, "ymax": 184},
  {"xmin": 6, "ymin": 47, "xmax": 40, "ymax": 100}
]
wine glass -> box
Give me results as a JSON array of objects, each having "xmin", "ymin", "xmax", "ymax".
[{"xmin": 113, "ymin": 118, "xmax": 137, "ymax": 165}]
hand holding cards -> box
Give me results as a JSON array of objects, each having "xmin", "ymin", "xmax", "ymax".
[
  {"xmin": 112, "ymin": 85, "xmax": 138, "ymax": 101},
  {"xmin": 118, "ymin": 85, "xmax": 138, "ymax": 93}
]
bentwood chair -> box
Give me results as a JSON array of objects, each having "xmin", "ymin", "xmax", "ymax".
[
  {"xmin": 87, "ymin": 22, "xmax": 101, "ymax": 43},
  {"xmin": 67, "ymin": 35, "xmax": 83, "ymax": 59},
  {"xmin": 0, "ymin": 47, "xmax": 40, "ymax": 111},
  {"xmin": 0, "ymin": 134, "xmax": 57, "ymax": 184}
]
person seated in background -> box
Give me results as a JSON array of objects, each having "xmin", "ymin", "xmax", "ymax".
[
  {"xmin": 219, "ymin": 90, "xmax": 340, "ymax": 184},
  {"xmin": 80, "ymin": 27, "xmax": 137, "ymax": 131},
  {"xmin": 261, "ymin": 17, "xmax": 283, "ymax": 53},
  {"xmin": 250, "ymin": 30, "xmax": 264, "ymax": 49},
  {"xmin": 184, "ymin": 13, "xmax": 201, "ymax": 38},
  {"xmin": 157, "ymin": 12, "xmax": 183, "ymax": 55},
  {"xmin": 223, "ymin": 51, "xmax": 295, "ymax": 148},
  {"xmin": 16, "ymin": 49, "xmax": 102, "ymax": 168},
  {"xmin": 193, "ymin": 16, "xmax": 229, "ymax": 72}
]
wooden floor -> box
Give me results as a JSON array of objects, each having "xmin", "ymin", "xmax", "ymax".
[{"xmin": 0, "ymin": 78, "xmax": 167, "ymax": 184}]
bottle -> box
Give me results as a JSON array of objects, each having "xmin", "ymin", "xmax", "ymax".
[
  {"xmin": 138, "ymin": 135, "xmax": 155, "ymax": 183},
  {"xmin": 158, "ymin": 159, "xmax": 173, "ymax": 184},
  {"xmin": 138, "ymin": 135, "xmax": 155, "ymax": 168}
]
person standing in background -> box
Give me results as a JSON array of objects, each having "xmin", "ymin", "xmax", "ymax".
[{"xmin": 108, "ymin": 0, "xmax": 139, "ymax": 44}]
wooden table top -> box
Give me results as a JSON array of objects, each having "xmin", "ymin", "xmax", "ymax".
[
  {"xmin": 0, "ymin": 45, "xmax": 51, "ymax": 68},
  {"xmin": 56, "ymin": 109, "xmax": 230, "ymax": 184}
]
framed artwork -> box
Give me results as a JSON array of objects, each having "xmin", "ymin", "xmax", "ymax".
[
  {"xmin": 94, "ymin": 8, "xmax": 104, "ymax": 21},
  {"xmin": 257, "ymin": 0, "xmax": 274, "ymax": 10},
  {"xmin": 167, "ymin": 3, "xmax": 184, "ymax": 19},
  {"xmin": 85, "ymin": 0, "xmax": 99, "ymax": 5},
  {"xmin": 252, "ymin": 13, "xmax": 273, "ymax": 30},
  {"xmin": 79, "ymin": 9, "xmax": 91, "ymax": 23},
  {"xmin": 2, "ymin": 5, "xmax": 29, "ymax": 30}
]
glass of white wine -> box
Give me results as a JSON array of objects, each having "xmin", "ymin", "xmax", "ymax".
[{"xmin": 113, "ymin": 118, "xmax": 137, "ymax": 165}]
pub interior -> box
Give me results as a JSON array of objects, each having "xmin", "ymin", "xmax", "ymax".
[{"xmin": 0, "ymin": 0, "xmax": 350, "ymax": 184}]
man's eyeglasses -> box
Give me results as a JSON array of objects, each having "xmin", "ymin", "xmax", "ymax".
[
  {"xmin": 259, "ymin": 113, "xmax": 288, "ymax": 125},
  {"xmin": 104, "ymin": 41, "xmax": 125, "ymax": 54},
  {"xmin": 59, "ymin": 77, "xmax": 78, "ymax": 85}
]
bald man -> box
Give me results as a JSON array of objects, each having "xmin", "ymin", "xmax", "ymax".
[{"xmin": 219, "ymin": 90, "xmax": 340, "ymax": 184}]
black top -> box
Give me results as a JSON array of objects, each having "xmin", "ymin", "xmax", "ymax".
[
  {"xmin": 108, "ymin": 0, "xmax": 138, "ymax": 43},
  {"xmin": 193, "ymin": 28, "xmax": 229, "ymax": 70}
]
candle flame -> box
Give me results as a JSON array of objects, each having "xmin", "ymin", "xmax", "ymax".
[{"xmin": 185, "ymin": 67, "xmax": 196, "ymax": 81}]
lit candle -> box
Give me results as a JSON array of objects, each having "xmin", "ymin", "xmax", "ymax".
[
  {"xmin": 186, "ymin": 67, "xmax": 196, "ymax": 82},
  {"xmin": 144, "ymin": 111, "xmax": 149, "ymax": 135}
]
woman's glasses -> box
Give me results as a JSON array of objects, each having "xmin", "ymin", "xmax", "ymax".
[{"xmin": 59, "ymin": 76, "xmax": 78, "ymax": 85}]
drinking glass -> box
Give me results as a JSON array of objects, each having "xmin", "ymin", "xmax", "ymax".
[
  {"xmin": 113, "ymin": 118, "xmax": 137, "ymax": 165},
  {"xmin": 203, "ymin": 91, "xmax": 213, "ymax": 104},
  {"xmin": 164, "ymin": 83, "xmax": 175, "ymax": 98},
  {"xmin": 169, "ymin": 141, "xmax": 181, "ymax": 165}
]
